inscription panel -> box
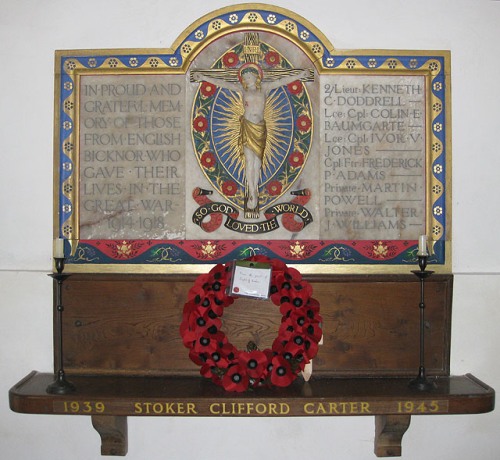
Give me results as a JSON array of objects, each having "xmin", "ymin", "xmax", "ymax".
[
  {"xmin": 320, "ymin": 75, "xmax": 426, "ymax": 240},
  {"xmin": 78, "ymin": 74, "xmax": 186, "ymax": 239}
]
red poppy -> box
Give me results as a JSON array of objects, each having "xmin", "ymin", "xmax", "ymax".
[
  {"xmin": 302, "ymin": 338, "xmax": 319, "ymax": 361},
  {"xmin": 189, "ymin": 349, "xmax": 209, "ymax": 366},
  {"xmin": 187, "ymin": 308, "xmax": 222, "ymax": 335},
  {"xmin": 180, "ymin": 321, "xmax": 197, "ymax": 347},
  {"xmin": 265, "ymin": 51, "xmax": 280, "ymax": 67},
  {"xmin": 290, "ymin": 285, "xmax": 314, "ymax": 306},
  {"xmin": 200, "ymin": 81, "xmax": 217, "ymax": 97},
  {"xmin": 285, "ymin": 309, "xmax": 320, "ymax": 334},
  {"xmin": 287, "ymin": 80, "xmax": 303, "ymax": 95},
  {"xmin": 200, "ymin": 151, "xmax": 216, "ymax": 169},
  {"xmin": 192, "ymin": 331, "xmax": 226, "ymax": 354},
  {"xmin": 288, "ymin": 151, "xmax": 304, "ymax": 168},
  {"xmin": 304, "ymin": 297, "xmax": 320, "ymax": 318},
  {"xmin": 186, "ymin": 283, "xmax": 207, "ymax": 304},
  {"xmin": 222, "ymin": 52, "xmax": 240, "ymax": 68},
  {"xmin": 287, "ymin": 267, "xmax": 303, "ymax": 282},
  {"xmin": 282, "ymin": 341, "xmax": 307, "ymax": 370},
  {"xmin": 222, "ymin": 180, "xmax": 238, "ymax": 196},
  {"xmin": 288, "ymin": 287, "xmax": 311, "ymax": 310},
  {"xmin": 269, "ymin": 258, "xmax": 287, "ymax": 272},
  {"xmin": 180, "ymin": 298, "xmax": 196, "ymax": 319},
  {"xmin": 278, "ymin": 318, "xmax": 295, "ymax": 341},
  {"xmin": 221, "ymin": 364, "xmax": 249, "ymax": 392},
  {"xmin": 193, "ymin": 116, "xmax": 208, "ymax": 132},
  {"xmin": 208, "ymin": 263, "xmax": 228, "ymax": 282},
  {"xmin": 279, "ymin": 299, "xmax": 295, "ymax": 316},
  {"xmin": 200, "ymin": 361, "xmax": 216, "ymax": 379},
  {"xmin": 266, "ymin": 180, "xmax": 282, "ymax": 196},
  {"xmin": 270, "ymin": 273, "xmax": 289, "ymax": 305},
  {"xmin": 218, "ymin": 342, "xmax": 238, "ymax": 362},
  {"xmin": 270, "ymin": 268, "xmax": 304, "ymax": 301},
  {"xmin": 239, "ymin": 350, "xmax": 268, "ymax": 380},
  {"xmin": 193, "ymin": 291, "xmax": 222, "ymax": 316},
  {"xmin": 204, "ymin": 347, "xmax": 233, "ymax": 370},
  {"xmin": 270, "ymin": 355, "xmax": 296, "ymax": 387},
  {"xmin": 304, "ymin": 321, "xmax": 323, "ymax": 343},
  {"xmin": 296, "ymin": 114, "xmax": 312, "ymax": 132}
]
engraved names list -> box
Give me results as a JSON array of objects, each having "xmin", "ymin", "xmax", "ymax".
[
  {"xmin": 320, "ymin": 75, "xmax": 426, "ymax": 240},
  {"xmin": 78, "ymin": 75, "xmax": 186, "ymax": 239}
]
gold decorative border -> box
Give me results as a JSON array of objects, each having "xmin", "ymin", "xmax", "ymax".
[{"xmin": 53, "ymin": 3, "xmax": 451, "ymax": 274}]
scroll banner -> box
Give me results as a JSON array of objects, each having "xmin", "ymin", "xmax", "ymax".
[{"xmin": 192, "ymin": 190, "xmax": 313, "ymax": 234}]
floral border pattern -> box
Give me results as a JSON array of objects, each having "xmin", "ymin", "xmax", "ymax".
[{"xmin": 56, "ymin": 5, "xmax": 448, "ymax": 269}]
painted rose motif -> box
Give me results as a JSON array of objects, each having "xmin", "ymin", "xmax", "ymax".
[
  {"xmin": 193, "ymin": 116, "xmax": 208, "ymax": 132},
  {"xmin": 288, "ymin": 151, "xmax": 304, "ymax": 168},
  {"xmin": 267, "ymin": 180, "xmax": 283, "ymax": 196},
  {"xmin": 296, "ymin": 114, "xmax": 312, "ymax": 132},
  {"xmin": 265, "ymin": 51, "xmax": 280, "ymax": 67},
  {"xmin": 287, "ymin": 80, "xmax": 303, "ymax": 95},
  {"xmin": 222, "ymin": 180, "xmax": 238, "ymax": 196},
  {"xmin": 222, "ymin": 51, "xmax": 239, "ymax": 68},
  {"xmin": 200, "ymin": 81, "xmax": 217, "ymax": 97},
  {"xmin": 200, "ymin": 151, "xmax": 216, "ymax": 169}
]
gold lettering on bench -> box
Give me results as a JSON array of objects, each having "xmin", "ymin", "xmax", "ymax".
[
  {"xmin": 209, "ymin": 402, "xmax": 291, "ymax": 415},
  {"xmin": 133, "ymin": 402, "xmax": 198, "ymax": 415},
  {"xmin": 303, "ymin": 401, "xmax": 372, "ymax": 415},
  {"xmin": 396, "ymin": 400, "xmax": 447, "ymax": 414},
  {"xmin": 55, "ymin": 401, "xmax": 107, "ymax": 414}
]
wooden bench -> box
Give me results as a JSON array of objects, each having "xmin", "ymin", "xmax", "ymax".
[{"xmin": 9, "ymin": 273, "xmax": 495, "ymax": 457}]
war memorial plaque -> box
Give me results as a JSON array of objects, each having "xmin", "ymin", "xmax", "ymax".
[
  {"xmin": 54, "ymin": 5, "xmax": 450, "ymax": 273},
  {"xmin": 320, "ymin": 74, "xmax": 427, "ymax": 241},
  {"xmin": 78, "ymin": 74, "xmax": 186, "ymax": 240}
]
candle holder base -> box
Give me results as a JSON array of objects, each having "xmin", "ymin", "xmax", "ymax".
[
  {"xmin": 411, "ymin": 269, "xmax": 434, "ymax": 280},
  {"xmin": 46, "ymin": 370, "xmax": 75, "ymax": 395},
  {"xmin": 408, "ymin": 366, "xmax": 436, "ymax": 391},
  {"xmin": 409, "ymin": 377, "xmax": 437, "ymax": 392}
]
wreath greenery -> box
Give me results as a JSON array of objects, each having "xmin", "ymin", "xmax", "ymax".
[{"xmin": 180, "ymin": 256, "xmax": 322, "ymax": 392}]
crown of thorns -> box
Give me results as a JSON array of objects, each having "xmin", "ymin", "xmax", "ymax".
[{"xmin": 238, "ymin": 63, "xmax": 264, "ymax": 83}]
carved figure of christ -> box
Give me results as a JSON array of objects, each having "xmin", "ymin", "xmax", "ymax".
[{"xmin": 191, "ymin": 65, "xmax": 310, "ymax": 218}]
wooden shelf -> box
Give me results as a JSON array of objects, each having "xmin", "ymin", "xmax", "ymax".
[
  {"xmin": 10, "ymin": 371, "xmax": 494, "ymax": 457},
  {"xmin": 10, "ymin": 274, "xmax": 494, "ymax": 456}
]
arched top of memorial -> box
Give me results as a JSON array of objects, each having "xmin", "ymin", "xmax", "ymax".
[
  {"xmin": 54, "ymin": 3, "xmax": 451, "ymax": 272},
  {"xmin": 170, "ymin": 3, "xmax": 335, "ymax": 71}
]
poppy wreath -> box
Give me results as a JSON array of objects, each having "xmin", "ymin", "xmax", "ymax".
[{"xmin": 179, "ymin": 256, "xmax": 322, "ymax": 392}]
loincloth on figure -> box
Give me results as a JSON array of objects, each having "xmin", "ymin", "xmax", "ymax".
[{"xmin": 239, "ymin": 116, "xmax": 267, "ymax": 161}]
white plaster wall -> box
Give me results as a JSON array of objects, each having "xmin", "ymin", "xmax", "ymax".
[{"xmin": 1, "ymin": 1, "xmax": 499, "ymax": 459}]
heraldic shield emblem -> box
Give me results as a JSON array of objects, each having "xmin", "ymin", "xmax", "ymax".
[{"xmin": 190, "ymin": 32, "xmax": 314, "ymax": 232}]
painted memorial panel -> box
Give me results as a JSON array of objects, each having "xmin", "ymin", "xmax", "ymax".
[{"xmin": 54, "ymin": 5, "xmax": 450, "ymax": 273}]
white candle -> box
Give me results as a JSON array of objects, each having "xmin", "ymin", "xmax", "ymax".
[
  {"xmin": 418, "ymin": 235, "xmax": 428, "ymax": 256},
  {"xmin": 54, "ymin": 238, "xmax": 65, "ymax": 258}
]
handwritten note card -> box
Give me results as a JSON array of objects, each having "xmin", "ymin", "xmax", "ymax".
[{"xmin": 230, "ymin": 261, "xmax": 272, "ymax": 299}]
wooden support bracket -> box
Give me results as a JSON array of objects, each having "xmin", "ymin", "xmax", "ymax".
[
  {"xmin": 374, "ymin": 414, "xmax": 411, "ymax": 457},
  {"xmin": 91, "ymin": 415, "xmax": 128, "ymax": 456}
]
